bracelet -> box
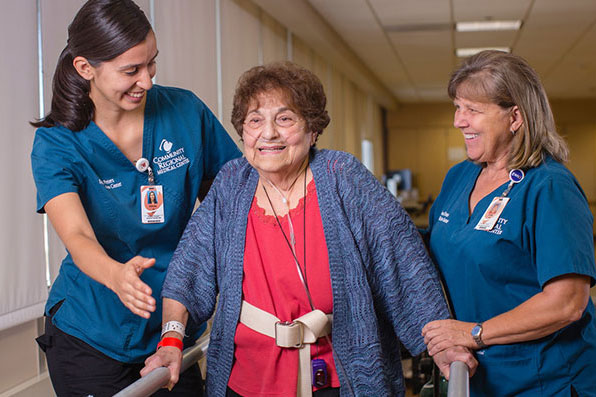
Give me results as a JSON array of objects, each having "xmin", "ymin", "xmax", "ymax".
[
  {"xmin": 161, "ymin": 320, "xmax": 186, "ymax": 338},
  {"xmin": 157, "ymin": 337, "xmax": 183, "ymax": 352}
]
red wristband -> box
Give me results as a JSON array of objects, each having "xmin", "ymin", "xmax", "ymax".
[{"xmin": 157, "ymin": 337, "xmax": 183, "ymax": 352}]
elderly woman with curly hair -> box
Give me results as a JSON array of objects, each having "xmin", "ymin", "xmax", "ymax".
[{"xmin": 142, "ymin": 62, "xmax": 476, "ymax": 397}]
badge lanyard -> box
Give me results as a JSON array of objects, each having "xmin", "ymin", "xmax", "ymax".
[
  {"xmin": 136, "ymin": 158, "xmax": 165, "ymax": 224},
  {"xmin": 475, "ymin": 169, "xmax": 524, "ymax": 231}
]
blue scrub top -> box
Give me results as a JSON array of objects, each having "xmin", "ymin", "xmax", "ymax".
[
  {"xmin": 31, "ymin": 85, "xmax": 242, "ymax": 363},
  {"xmin": 427, "ymin": 158, "xmax": 596, "ymax": 396}
]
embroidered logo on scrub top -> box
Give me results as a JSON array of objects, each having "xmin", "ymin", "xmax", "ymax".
[
  {"xmin": 487, "ymin": 218, "xmax": 508, "ymax": 235},
  {"xmin": 98, "ymin": 178, "xmax": 122, "ymax": 189},
  {"xmin": 153, "ymin": 139, "xmax": 189, "ymax": 176},
  {"xmin": 159, "ymin": 139, "xmax": 173, "ymax": 152},
  {"xmin": 438, "ymin": 211, "xmax": 450, "ymax": 223}
]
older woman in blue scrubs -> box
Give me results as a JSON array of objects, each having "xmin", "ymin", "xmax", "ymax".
[
  {"xmin": 30, "ymin": 0, "xmax": 240, "ymax": 396},
  {"xmin": 422, "ymin": 50, "xmax": 596, "ymax": 396}
]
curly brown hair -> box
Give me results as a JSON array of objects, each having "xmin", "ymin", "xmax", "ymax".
[{"xmin": 231, "ymin": 61, "xmax": 330, "ymax": 140}]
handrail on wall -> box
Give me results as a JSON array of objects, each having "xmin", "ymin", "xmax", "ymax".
[
  {"xmin": 113, "ymin": 337, "xmax": 209, "ymax": 397},
  {"xmin": 446, "ymin": 361, "xmax": 469, "ymax": 397}
]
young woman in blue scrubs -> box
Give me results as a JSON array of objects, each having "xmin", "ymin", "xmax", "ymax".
[
  {"xmin": 422, "ymin": 51, "xmax": 596, "ymax": 396},
  {"xmin": 30, "ymin": 0, "xmax": 240, "ymax": 395}
]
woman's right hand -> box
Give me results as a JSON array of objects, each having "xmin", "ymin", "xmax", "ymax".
[
  {"xmin": 141, "ymin": 345, "xmax": 183, "ymax": 390},
  {"xmin": 107, "ymin": 256, "xmax": 157, "ymax": 318}
]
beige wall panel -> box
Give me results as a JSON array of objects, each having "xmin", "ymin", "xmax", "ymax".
[
  {"xmin": 387, "ymin": 102, "xmax": 454, "ymax": 128},
  {"xmin": 0, "ymin": 0, "xmax": 44, "ymax": 386},
  {"xmin": 414, "ymin": 128, "xmax": 448, "ymax": 200},
  {"xmin": 154, "ymin": 0, "xmax": 218, "ymax": 112},
  {"xmin": 0, "ymin": 321, "xmax": 40, "ymax": 393},
  {"xmin": 292, "ymin": 36, "xmax": 314, "ymax": 71},
  {"xmin": 552, "ymin": 99, "xmax": 596, "ymax": 125},
  {"xmin": 312, "ymin": 55, "xmax": 334, "ymax": 150},
  {"xmin": 371, "ymin": 105, "xmax": 385, "ymax": 178},
  {"xmin": 387, "ymin": 129, "xmax": 418, "ymax": 171},
  {"xmin": 40, "ymin": 0, "xmax": 85, "ymax": 109},
  {"xmin": 221, "ymin": 0, "xmax": 260, "ymax": 144},
  {"xmin": 329, "ymin": 68, "xmax": 345, "ymax": 151},
  {"xmin": 261, "ymin": 11, "xmax": 287, "ymax": 64},
  {"xmin": 41, "ymin": 0, "xmax": 85, "ymax": 284},
  {"xmin": 0, "ymin": 0, "xmax": 46, "ymax": 325},
  {"xmin": 342, "ymin": 80, "xmax": 359, "ymax": 158},
  {"xmin": 564, "ymin": 124, "xmax": 596, "ymax": 200}
]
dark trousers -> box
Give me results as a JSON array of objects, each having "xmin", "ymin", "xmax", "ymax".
[{"xmin": 37, "ymin": 312, "xmax": 203, "ymax": 397}]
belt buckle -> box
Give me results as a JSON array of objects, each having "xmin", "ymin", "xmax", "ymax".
[{"xmin": 275, "ymin": 321, "xmax": 303, "ymax": 348}]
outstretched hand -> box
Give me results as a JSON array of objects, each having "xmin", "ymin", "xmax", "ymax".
[
  {"xmin": 141, "ymin": 346, "xmax": 183, "ymax": 390},
  {"xmin": 108, "ymin": 256, "xmax": 156, "ymax": 318}
]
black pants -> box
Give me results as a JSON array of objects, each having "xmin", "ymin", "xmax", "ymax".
[{"xmin": 37, "ymin": 311, "xmax": 203, "ymax": 397}]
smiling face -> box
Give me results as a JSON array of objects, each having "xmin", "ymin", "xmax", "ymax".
[
  {"xmin": 453, "ymin": 95, "xmax": 522, "ymax": 165},
  {"xmin": 242, "ymin": 90, "xmax": 316, "ymax": 184},
  {"xmin": 82, "ymin": 30, "xmax": 158, "ymax": 116}
]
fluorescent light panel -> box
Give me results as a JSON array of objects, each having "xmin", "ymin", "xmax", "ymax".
[
  {"xmin": 456, "ymin": 20, "xmax": 522, "ymax": 32},
  {"xmin": 456, "ymin": 47, "xmax": 511, "ymax": 57}
]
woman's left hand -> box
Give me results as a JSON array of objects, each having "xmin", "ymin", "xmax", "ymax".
[{"xmin": 422, "ymin": 319, "xmax": 476, "ymax": 355}]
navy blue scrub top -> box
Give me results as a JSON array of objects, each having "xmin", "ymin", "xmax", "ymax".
[
  {"xmin": 426, "ymin": 157, "xmax": 596, "ymax": 396},
  {"xmin": 31, "ymin": 85, "xmax": 242, "ymax": 363}
]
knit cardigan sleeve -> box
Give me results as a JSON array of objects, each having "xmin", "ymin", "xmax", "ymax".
[
  {"xmin": 328, "ymin": 151, "xmax": 450, "ymax": 355},
  {"xmin": 161, "ymin": 158, "xmax": 249, "ymax": 324}
]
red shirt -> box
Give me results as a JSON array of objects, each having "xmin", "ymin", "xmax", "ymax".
[{"xmin": 228, "ymin": 180, "xmax": 340, "ymax": 396}]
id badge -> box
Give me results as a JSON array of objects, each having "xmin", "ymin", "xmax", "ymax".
[
  {"xmin": 141, "ymin": 185, "xmax": 165, "ymax": 224},
  {"xmin": 474, "ymin": 196, "xmax": 509, "ymax": 231}
]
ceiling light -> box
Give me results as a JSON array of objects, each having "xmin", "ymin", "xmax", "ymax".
[
  {"xmin": 456, "ymin": 20, "xmax": 522, "ymax": 32},
  {"xmin": 456, "ymin": 47, "xmax": 511, "ymax": 57}
]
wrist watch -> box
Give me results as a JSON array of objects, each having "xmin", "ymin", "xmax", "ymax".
[{"xmin": 471, "ymin": 323, "xmax": 488, "ymax": 349}]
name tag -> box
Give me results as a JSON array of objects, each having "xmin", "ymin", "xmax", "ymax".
[
  {"xmin": 475, "ymin": 196, "xmax": 509, "ymax": 231},
  {"xmin": 141, "ymin": 185, "xmax": 165, "ymax": 224}
]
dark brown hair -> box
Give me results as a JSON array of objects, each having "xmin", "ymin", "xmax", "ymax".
[
  {"xmin": 448, "ymin": 50, "xmax": 568, "ymax": 169},
  {"xmin": 30, "ymin": 0, "xmax": 151, "ymax": 132},
  {"xmin": 231, "ymin": 61, "xmax": 330, "ymax": 140}
]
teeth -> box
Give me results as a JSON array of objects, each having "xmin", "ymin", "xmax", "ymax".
[
  {"xmin": 259, "ymin": 146, "xmax": 285, "ymax": 151},
  {"xmin": 464, "ymin": 133, "xmax": 478, "ymax": 139},
  {"xmin": 128, "ymin": 92, "xmax": 144, "ymax": 98}
]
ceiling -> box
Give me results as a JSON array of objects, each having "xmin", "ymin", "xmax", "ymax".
[{"xmin": 268, "ymin": 0, "xmax": 596, "ymax": 103}]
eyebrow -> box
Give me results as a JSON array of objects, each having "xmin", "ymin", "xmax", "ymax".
[{"xmin": 118, "ymin": 50, "xmax": 159, "ymax": 71}]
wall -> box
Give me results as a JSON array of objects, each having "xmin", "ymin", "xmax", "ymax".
[{"xmin": 0, "ymin": 0, "xmax": 385, "ymax": 395}]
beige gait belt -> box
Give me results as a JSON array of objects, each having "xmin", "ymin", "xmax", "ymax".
[{"xmin": 239, "ymin": 300, "xmax": 333, "ymax": 397}]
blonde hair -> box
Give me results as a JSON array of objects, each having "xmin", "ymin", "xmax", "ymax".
[{"xmin": 448, "ymin": 50, "xmax": 568, "ymax": 169}]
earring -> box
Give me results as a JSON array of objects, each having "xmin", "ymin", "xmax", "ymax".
[{"xmin": 511, "ymin": 129, "xmax": 517, "ymax": 136}]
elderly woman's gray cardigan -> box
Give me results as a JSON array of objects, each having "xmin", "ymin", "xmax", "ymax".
[{"xmin": 163, "ymin": 149, "xmax": 449, "ymax": 396}]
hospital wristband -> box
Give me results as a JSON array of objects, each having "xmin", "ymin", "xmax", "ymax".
[
  {"xmin": 161, "ymin": 320, "xmax": 186, "ymax": 338},
  {"xmin": 157, "ymin": 337, "xmax": 183, "ymax": 352}
]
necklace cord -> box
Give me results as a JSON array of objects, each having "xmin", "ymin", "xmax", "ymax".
[
  {"xmin": 261, "ymin": 165, "xmax": 356, "ymax": 397},
  {"xmin": 262, "ymin": 166, "xmax": 315, "ymax": 310}
]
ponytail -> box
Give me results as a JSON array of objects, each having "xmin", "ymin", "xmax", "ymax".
[
  {"xmin": 29, "ymin": 0, "xmax": 151, "ymax": 132},
  {"xmin": 30, "ymin": 47, "xmax": 95, "ymax": 131}
]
